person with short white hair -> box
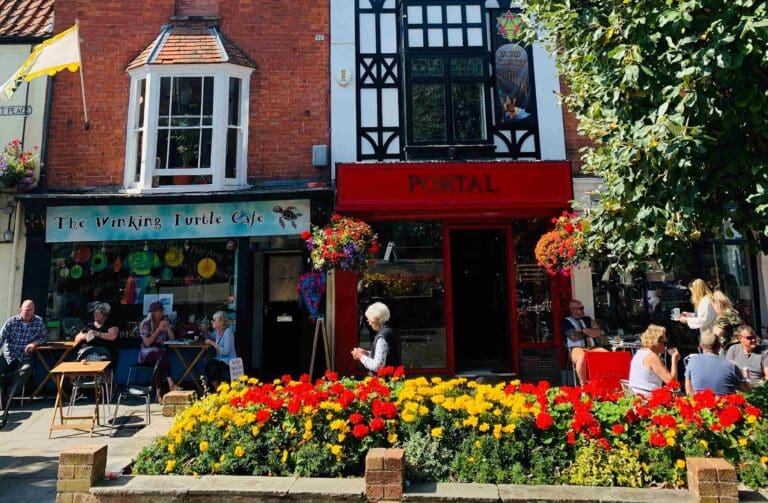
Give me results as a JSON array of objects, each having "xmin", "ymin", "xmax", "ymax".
[
  {"xmin": 562, "ymin": 299, "xmax": 607, "ymax": 385},
  {"xmin": 204, "ymin": 311, "xmax": 237, "ymax": 389},
  {"xmin": 628, "ymin": 324, "xmax": 680, "ymax": 395},
  {"xmin": 352, "ymin": 302, "xmax": 401, "ymax": 373},
  {"xmin": 685, "ymin": 330, "xmax": 745, "ymax": 395},
  {"xmin": 726, "ymin": 325, "xmax": 768, "ymax": 385}
]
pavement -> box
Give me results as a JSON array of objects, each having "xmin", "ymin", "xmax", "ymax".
[{"xmin": 0, "ymin": 392, "xmax": 173, "ymax": 503}]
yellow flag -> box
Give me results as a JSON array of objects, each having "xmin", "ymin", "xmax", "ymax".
[{"xmin": 1, "ymin": 24, "xmax": 81, "ymax": 100}]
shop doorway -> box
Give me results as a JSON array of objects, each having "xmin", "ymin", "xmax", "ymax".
[
  {"xmin": 261, "ymin": 253, "xmax": 304, "ymax": 378},
  {"xmin": 449, "ymin": 228, "xmax": 512, "ymax": 372}
]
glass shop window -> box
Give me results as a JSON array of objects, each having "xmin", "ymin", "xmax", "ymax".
[
  {"xmin": 358, "ymin": 221, "xmax": 446, "ymax": 369},
  {"xmin": 47, "ymin": 239, "xmax": 238, "ymax": 341},
  {"xmin": 514, "ymin": 219, "xmax": 555, "ymax": 345}
]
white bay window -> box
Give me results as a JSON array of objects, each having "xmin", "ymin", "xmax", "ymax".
[{"xmin": 125, "ymin": 64, "xmax": 252, "ymax": 192}]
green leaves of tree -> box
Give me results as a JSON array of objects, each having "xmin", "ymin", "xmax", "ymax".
[{"xmin": 522, "ymin": 0, "xmax": 768, "ymax": 270}]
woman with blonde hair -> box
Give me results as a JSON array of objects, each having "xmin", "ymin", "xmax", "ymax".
[
  {"xmin": 678, "ymin": 279, "xmax": 716, "ymax": 339},
  {"xmin": 712, "ymin": 290, "xmax": 743, "ymax": 349},
  {"xmin": 628, "ymin": 324, "xmax": 680, "ymax": 395}
]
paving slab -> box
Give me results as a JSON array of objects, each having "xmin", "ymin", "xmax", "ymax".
[
  {"xmin": 289, "ymin": 476, "xmax": 365, "ymax": 501},
  {"xmin": 498, "ymin": 484, "xmax": 696, "ymax": 502},
  {"xmin": 186, "ymin": 474, "xmax": 297, "ymax": 497}
]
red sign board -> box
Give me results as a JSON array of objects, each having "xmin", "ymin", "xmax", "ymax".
[{"xmin": 336, "ymin": 161, "xmax": 573, "ymax": 218}]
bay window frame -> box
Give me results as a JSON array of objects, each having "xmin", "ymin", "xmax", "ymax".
[{"xmin": 125, "ymin": 63, "xmax": 252, "ymax": 192}]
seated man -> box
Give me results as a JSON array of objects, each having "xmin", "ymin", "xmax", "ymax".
[
  {"xmin": 685, "ymin": 330, "xmax": 746, "ymax": 395},
  {"xmin": 726, "ymin": 325, "xmax": 768, "ymax": 385},
  {"xmin": 74, "ymin": 302, "xmax": 120, "ymax": 363},
  {"xmin": 0, "ymin": 300, "xmax": 48, "ymax": 424},
  {"xmin": 562, "ymin": 299, "xmax": 607, "ymax": 385}
]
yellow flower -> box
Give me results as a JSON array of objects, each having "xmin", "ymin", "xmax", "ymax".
[
  {"xmin": 401, "ymin": 412, "xmax": 416, "ymax": 423},
  {"xmin": 239, "ymin": 375, "xmax": 248, "ymax": 382},
  {"xmin": 252, "ymin": 425, "xmax": 261, "ymax": 437},
  {"xmin": 738, "ymin": 438, "xmax": 748, "ymax": 447},
  {"xmin": 387, "ymin": 432, "xmax": 398, "ymax": 444},
  {"xmin": 212, "ymin": 462, "xmax": 221, "ymax": 473},
  {"xmin": 747, "ymin": 415, "xmax": 757, "ymax": 424},
  {"xmin": 329, "ymin": 444, "xmax": 342, "ymax": 457},
  {"xmin": 164, "ymin": 459, "xmax": 176, "ymax": 473},
  {"xmin": 326, "ymin": 413, "xmax": 333, "ymax": 421},
  {"xmin": 666, "ymin": 437, "xmax": 676, "ymax": 447},
  {"xmin": 502, "ymin": 423, "xmax": 516, "ymax": 434},
  {"xmin": 199, "ymin": 441, "xmax": 209, "ymax": 452},
  {"xmin": 281, "ymin": 449, "xmax": 289, "ymax": 463},
  {"xmin": 760, "ymin": 456, "xmax": 768, "ymax": 465},
  {"xmin": 338, "ymin": 433, "xmax": 346, "ymax": 443},
  {"xmin": 478, "ymin": 423, "xmax": 490, "ymax": 432},
  {"xmin": 167, "ymin": 444, "xmax": 175, "ymax": 454},
  {"xmin": 467, "ymin": 456, "xmax": 475, "ymax": 463},
  {"xmin": 418, "ymin": 405, "xmax": 429, "ymax": 415},
  {"xmin": 474, "ymin": 440, "xmax": 482, "ymax": 449},
  {"xmin": 675, "ymin": 459, "xmax": 685, "ymax": 469},
  {"xmin": 234, "ymin": 445, "xmax": 245, "ymax": 458},
  {"xmin": 699, "ymin": 439, "xmax": 708, "ymax": 449},
  {"xmin": 431, "ymin": 427, "xmax": 443, "ymax": 438}
]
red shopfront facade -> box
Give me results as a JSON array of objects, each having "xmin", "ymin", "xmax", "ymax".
[{"xmin": 334, "ymin": 161, "xmax": 574, "ymax": 382}]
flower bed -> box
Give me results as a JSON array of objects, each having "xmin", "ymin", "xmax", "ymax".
[{"xmin": 134, "ymin": 370, "xmax": 768, "ymax": 489}]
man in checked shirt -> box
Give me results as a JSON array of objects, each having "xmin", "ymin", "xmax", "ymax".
[{"xmin": 0, "ymin": 300, "xmax": 48, "ymax": 420}]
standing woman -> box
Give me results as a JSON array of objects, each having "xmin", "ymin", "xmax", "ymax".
[
  {"xmin": 204, "ymin": 311, "xmax": 236, "ymax": 390},
  {"xmin": 138, "ymin": 302, "xmax": 179, "ymax": 401},
  {"xmin": 352, "ymin": 302, "xmax": 401, "ymax": 373},
  {"xmin": 678, "ymin": 279, "xmax": 716, "ymax": 339},
  {"xmin": 711, "ymin": 290, "xmax": 743, "ymax": 350}
]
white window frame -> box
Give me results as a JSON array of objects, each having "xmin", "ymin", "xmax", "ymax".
[{"xmin": 125, "ymin": 64, "xmax": 252, "ymax": 193}]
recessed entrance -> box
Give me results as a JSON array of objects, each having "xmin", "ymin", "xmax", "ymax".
[{"xmin": 449, "ymin": 228, "xmax": 511, "ymax": 372}]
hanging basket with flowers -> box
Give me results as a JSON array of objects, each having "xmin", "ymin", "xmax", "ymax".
[
  {"xmin": 535, "ymin": 211, "xmax": 589, "ymax": 276},
  {"xmin": 0, "ymin": 139, "xmax": 38, "ymax": 192},
  {"xmin": 302, "ymin": 214, "xmax": 379, "ymax": 273}
]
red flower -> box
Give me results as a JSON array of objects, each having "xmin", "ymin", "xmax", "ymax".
[
  {"xmin": 281, "ymin": 374, "xmax": 292, "ymax": 384},
  {"xmin": 535, "ymin": 412, "xmax": 554, "ymax": 430},
  {"xmin": 301, "ymin": 230, "xmax": 312, "ymax": 240},
  {"xmin": 649, "ymin": 431, "xmax": 667, "ymax": 447},
  {"xmin": 324, "ymin": 370, "xmax": 338, "ymax": 382},
  {"xmin": 717, "ymin": 405, "xmax": 742, "ymax": 428},
  {"xmin": 349, "ymin": 413, "xmax": 364, "ymax": 425},
  {"xmin": 352, "ymin": 424, "xmax": 369, "ymax": 438},
  {"xmin": 611, "ymin": 424, "xmax": 625, "ymax": 435},
  {"xmin": 369, "ymin": 417, "xmax": 385, "ymax": 431},
  {"xmin": 255, "ymin": 409, "xmax": 271, "ymax": 423},
  {"xmin": 332, "ymin": 214, "xmax": 341, "ymax": 221},
  {"xmin": 566, "ymin": 431, "xmax": 576, "ymax": 445},
  {"xmin": 596, "ymin": 437, "xmax": 611, "ymax": 451},
  {"xmin": 564, "ymin": 222, "xmax": 574, "ymax": 233}
]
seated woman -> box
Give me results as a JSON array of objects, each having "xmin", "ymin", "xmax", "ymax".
[
  {"xmin": 138, "ymin": 302, "xmax": 179, "ymax": 401},
  {"xmin": 628, "ymin": 324, "xmax": 680, "ymax": 396},
  {"xmin": 74, "ymin": 302, "xmax": 119, "ymax": 363},
  {"xmin": 203, "ymin": 311, "xmax": 236, "ymax": 390}
]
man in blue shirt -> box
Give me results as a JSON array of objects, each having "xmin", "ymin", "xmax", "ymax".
[
  {"xmin": 0, "ymin": 300, "xmax": 48, "ymax": 419},
  {"xmin": 685, "ymin": 330, "xmax": 745, "ymax": 396}
]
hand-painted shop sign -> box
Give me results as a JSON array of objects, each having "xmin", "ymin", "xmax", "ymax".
[
  {"xmin": 45, "ymin": 200, "xmax": 310, "ymax": 243},
  {"xmin": 0, "ymin": 105, "xmax": 33, "ymax": 116},
  {"xmin": 336, "ymin": 161, "xmax": 572, "ymax": 218}
]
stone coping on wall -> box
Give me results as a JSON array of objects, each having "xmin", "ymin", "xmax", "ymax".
[{"xmin": 88, "ymin": 475, "xmax": 700, "ymax": 503}]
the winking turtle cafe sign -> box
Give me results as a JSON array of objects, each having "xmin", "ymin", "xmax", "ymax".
[{"xmin": 46, "ymin": 200, "xmax": 310, "ymax": 243}]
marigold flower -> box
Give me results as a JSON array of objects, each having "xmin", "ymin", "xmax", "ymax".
[
  {"xmin": 431, "ymin": 427, "xmax": 443, "ymax": 438},
  {"xmin": 234, "ymin": 445, "xmax": 245, "ymax": 458},
  {"xmin": 165, "ymin": 459, "xmax": 176, "ymax": 473},
  {"xmin": 199, "ymin": 441, "xmax": 208, "ymax": 452}
]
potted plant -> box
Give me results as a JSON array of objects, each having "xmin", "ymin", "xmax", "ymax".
[
  {"xmin": 534, "ymin": 211, "xmax": 589, "ymax": 276},
  {"xmin": 302, "ymin": 215, "xmax": 379, "ymax": 273},
  {"xmin": 0, "ymin": 139, "xmax": 38, "ymax": 192}
]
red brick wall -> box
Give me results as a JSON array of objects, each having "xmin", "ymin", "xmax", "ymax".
[
  {"xmin": 175, "ymin": 0, "xmax": 219, "ymax": 17},
  {"xmin": 47, "ymin": 0, "xmax": 329, "ymax": 187},
  {"xmin": 559, "ymin": 77, "xmax": 592, "ymax": 174}
]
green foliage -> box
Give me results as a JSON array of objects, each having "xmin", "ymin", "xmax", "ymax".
[
  {"xmin": 565, "ymin": 441, "xmax": 650, "ymax": 487},
  {"xmin": 522, "ymin": 0, "xmax": 768, "ymax": 269},
  {"xmin": 745, "ymin": 382, "xmax": 768, "ymax": 414}
]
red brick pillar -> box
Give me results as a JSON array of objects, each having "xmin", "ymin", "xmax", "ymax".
[
  {"xmin": 686, "ymin": 457, "xmax": 738, "ymax": 503},
  {"xmin": 365, "ymin": 447, "xmax": 404, "ymax": 502},
  {"xmin": 56, "ymin": 445, "xmax": 107, "ymax": 503}
]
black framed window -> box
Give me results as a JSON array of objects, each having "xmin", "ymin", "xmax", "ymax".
[{"xmin": 402, "ymin": 1, "xmax": 492, "ymax": 157}]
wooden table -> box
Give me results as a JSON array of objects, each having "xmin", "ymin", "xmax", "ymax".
[
  {"xmin": 49, "ymin": 360, "xmax": 110, "ymax": 438},
  {"xmin": 31, "ymin": 340, "xmax": 78, "ymax": 398},
  {"xmin": 164, "ymin": 341, "xmax": 210, "ymax": 391}
]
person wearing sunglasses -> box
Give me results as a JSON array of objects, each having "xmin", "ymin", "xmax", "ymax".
[
  {"xmin": 562, "ymin": 299, "xmax": 607, "ymax": 385},
  {"xmin": 726, "ymin": 325, "xmax": 768, "ymax": 385},
  {"xmin": 685, "ymin": 330, "xmax": 745, "ymax": 396}
]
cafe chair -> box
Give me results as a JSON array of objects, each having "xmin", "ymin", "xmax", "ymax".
[
  {"xmin": 68, "ymin": 347, "xmax": 113, "ymax": 422},
  {"xmin": 111, "ymin": 366, "xmax": 152, "ymax": 435},
  {"xmin": 620, "ymin": 379, "xmax": 634, "ymax": 398}
]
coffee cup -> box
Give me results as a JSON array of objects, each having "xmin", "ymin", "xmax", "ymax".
[{"xmin": 671, "ymin": 308, "xmax": 680, "ymax": 320}]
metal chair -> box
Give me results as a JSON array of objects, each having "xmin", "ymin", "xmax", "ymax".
[
  {"xmin": 68, "ymin": 347, "xmax": 113, "ymax": 423},
  {"xmin": 111, "ymin": 365, "xmax": 153, "ymax": 435}
]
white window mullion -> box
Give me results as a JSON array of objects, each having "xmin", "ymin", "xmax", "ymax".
[
  {"xmin": 142, "ymin": 74, "xmax": 161, "ymax": 190},
  {"xmin": 210, "ymin": 71, "xmax": 228, "ymax": 190},
  {"xmin": 239, "ymin": 76, "xmax": 250, "ymax": 186},
  {"xmin": 124, "ymin": 77, "xmax": 139, "ymax": 188}
]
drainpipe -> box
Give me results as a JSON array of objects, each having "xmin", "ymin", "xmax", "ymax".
[
  {"xmin": 6, "ymin": 200, "xmax": 22, "ymax": 316},
  {"xmin": 38, "ymin": 76, "xmax": 54, "ymax": 188}
]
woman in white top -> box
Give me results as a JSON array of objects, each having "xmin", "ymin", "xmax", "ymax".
[
  {"xmin": 678, "ymin": 278, "xmax": 716, "ymax": 339},
  {"xmin": 628, "ymin": 324, "xmax": 680, "ymax": 395}
]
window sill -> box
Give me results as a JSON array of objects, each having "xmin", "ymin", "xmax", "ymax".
[
  {"xmin": 405, "ymin": 144, "xmax": 496, "ymax": 161},
  {"xmin": 124, "ymin": 184, "xmax": 251, "ymax": 194}
]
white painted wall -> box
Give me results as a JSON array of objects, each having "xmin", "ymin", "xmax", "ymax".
[
  {"xmin": 329, "ymin": 2, "xmax": 567, "ymax": 166},
  {"xmin": 0, "ymin": 44, "xmax": 45, "ymax": 318}
]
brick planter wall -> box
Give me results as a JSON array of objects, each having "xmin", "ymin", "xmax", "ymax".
[
  {"xmin": 56, "ymin": 445, "xmax": 107, "ymax": 503},
  {"xmin": 162, "ymin": 390, "xmax": 196, "ymax": 417},
  {"xmin": 686, "ymin": 457, "xmax": 738, "ymax": 503}
]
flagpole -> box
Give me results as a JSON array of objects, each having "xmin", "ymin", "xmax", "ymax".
[{"xmin": 75, "ymin": 19, "xmax": 89, "ymax": 130}]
